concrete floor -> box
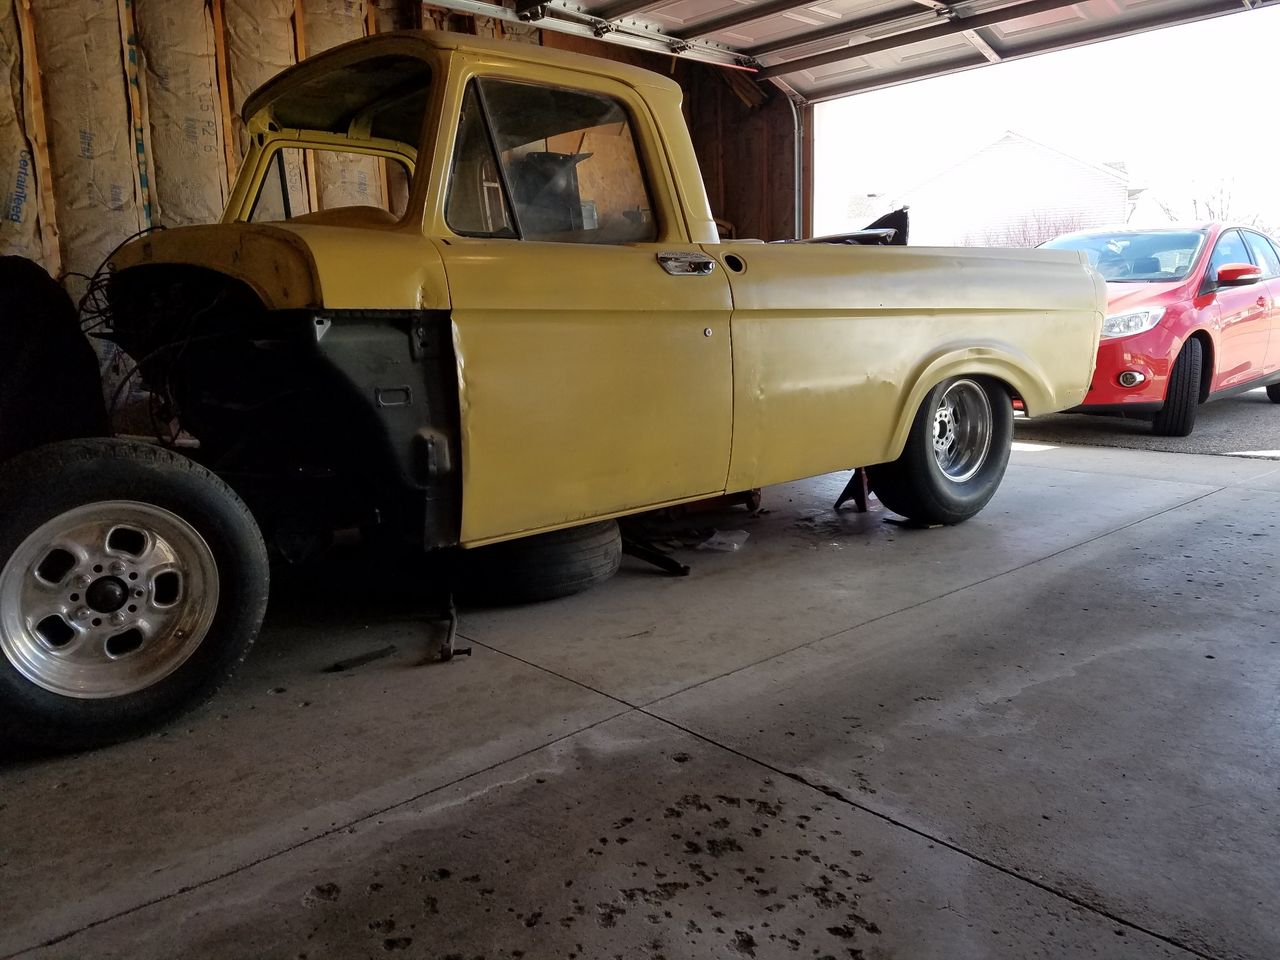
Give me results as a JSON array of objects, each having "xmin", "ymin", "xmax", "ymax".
[
  {"xmin": 3, "ymin": 445, "xmax": 1280, "ymax": 960},
  {"xmin": 1015, "ymin": 386, "xmax": 1280, "ymax": 458}
]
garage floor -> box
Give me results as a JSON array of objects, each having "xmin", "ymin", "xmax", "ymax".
[
  {"xmin": 1015, "ymin": 387, "xmax": 1280, "ymax": 459},
  {"xmin": 2, "ymin": 444, "xmax": 1279, "ymax": 960}
]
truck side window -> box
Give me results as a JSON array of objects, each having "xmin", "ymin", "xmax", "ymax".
[
  {"xmin": 445, "ymin": 86, "xmax": 517, "ymax": 238},
  {"xmin": 251, "ymin": 147, "xmax": 411, "ymax": 224},
  {"xmin": 447, "ymin": 78, "xmax": 656, "ymax": 244}
]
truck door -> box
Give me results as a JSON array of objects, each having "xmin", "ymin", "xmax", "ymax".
[{"xmin": 434, "ymin": 78, "xmax": 733, "ymax": 545}]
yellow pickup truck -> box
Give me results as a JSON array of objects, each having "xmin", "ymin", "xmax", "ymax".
[{"xmin": 0, "ymin": 32, "xmax": 1103, "ymax": 748}]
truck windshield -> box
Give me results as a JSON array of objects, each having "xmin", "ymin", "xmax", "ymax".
[{"xmin": 1042, "ymin": 229, "xmax": 1207, "ymax": 282}]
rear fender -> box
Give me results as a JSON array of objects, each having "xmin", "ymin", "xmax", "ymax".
[{"xmin": 886, "ymin": 344, "xmax": 1054, "ymax": 461}]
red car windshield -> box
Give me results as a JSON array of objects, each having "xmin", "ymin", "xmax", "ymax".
[{"xmin": 1043, "ymin": 229, "xmax": 1207, "ymax": 282}]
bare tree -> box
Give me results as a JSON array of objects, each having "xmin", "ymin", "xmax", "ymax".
[
  {"xmin": 1190, "ymin": 180, "xmax": 1248, "ymax": 224},
  {"xmin": 1154, "ymin": 197, "xmax": 1181, "ymax": 224},
  {"xmin": 1152, "ymin": 179, "xmax": 1278, "ymax": 235},
  {"xmin": 964, "ymin": 210, "xmax": 1088, "ymax": 248}
]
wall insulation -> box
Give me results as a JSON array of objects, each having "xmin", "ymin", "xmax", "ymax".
[
  {"xmin": 302, "ymin": 0, "xmax": 384, "ymax": 211},
  {"xmin": 224, "ymin": 0, "xmax": 295, "ymax": 156},
  {"xmin": 0, "ymin": 0, "xmax": 38, "ymax": 261},
  {"xmin": 224, "ymin": 0, "xmax": 309, "ymax": 218},
  {"xmin": 133, "ymin": 0, "xmax": 226, "ymax": 227},
  {"xmin": 374, "ymin": 0, "xmax": 418, "ymax": 31},
  {"xmin": 302, "ymin": 0, "xmax": 366, "ymax": 54},
  {"xmin": 32, "ymin": 0, "xmax": 144, "ymax": 280}
]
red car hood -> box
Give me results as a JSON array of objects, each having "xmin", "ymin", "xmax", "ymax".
[{"xmin": 1105, "ymin": 280, "xmax": 1190, "ymax": 312}]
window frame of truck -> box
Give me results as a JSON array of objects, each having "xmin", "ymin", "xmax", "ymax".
[{"xmin": 223, "ymin": 41, "xmax": 439, "ymax": 226}]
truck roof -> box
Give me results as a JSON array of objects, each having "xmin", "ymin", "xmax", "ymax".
[{"xmin": 242, "ymin": 30, "xmax": 681, "ymax": 127}]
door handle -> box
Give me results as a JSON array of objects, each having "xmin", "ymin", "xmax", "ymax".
[{"xmin": 657, "ymin": 251, "xmax": 716, "ymax": 276}]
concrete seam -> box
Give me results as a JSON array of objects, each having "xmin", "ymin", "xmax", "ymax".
[
  {"xmin": 423, "ymin": 638, "xmax": 1224, "ymax": 959},
  {"xmin": 1, "ymin": 706, "xmax": 634, "ymax": 960},
  {"xmin": 459, "ymin": 488, "xmax": 1235, "ymax": 957},
  {"xmin": 638, "ymin": 483, "xmax": 1228, "ymax": 711},
  {"xmin": 641, "ymin": 708, "xmax": 1223, "ymax": 960},
  {"xmin": 1245, "ymin": 462, "xmax": 1280, "ymax": 482}
]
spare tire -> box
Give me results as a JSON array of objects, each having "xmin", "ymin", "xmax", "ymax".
[
  {"xmin": 0, "ymin": 438, "xmax": 268, "ymax": 750},
  {"xmin": 459, "ymin": 520, "xmax": 622, "ymax": 605},
  {"xmin": 0, "ymin": 257, "xmax": 108, "ymax": 463}
]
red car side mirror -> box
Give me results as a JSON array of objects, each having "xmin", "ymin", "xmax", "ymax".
[{"xmin": 1216, "ymin": 263, "xmax": 1263, "ymax": 287}]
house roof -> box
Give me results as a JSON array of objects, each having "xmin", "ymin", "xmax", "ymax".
[{"xmin": 894, "ymin": 130, "xmax": 1130, "ymax": 201}]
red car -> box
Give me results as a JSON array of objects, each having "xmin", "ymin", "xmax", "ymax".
[{"xmin": 1042, "ymin": 224, "xmax": 1280, "ymax": 435}]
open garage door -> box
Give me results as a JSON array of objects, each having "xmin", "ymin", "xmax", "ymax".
[{"xmin": 425, "ymin": 0, "xmax": 1276, "ymax": 102}]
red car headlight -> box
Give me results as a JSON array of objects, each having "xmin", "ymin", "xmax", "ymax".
[{"xmin": 1101, "ymin": 307, "xmax": 1165, "ymax": 340}]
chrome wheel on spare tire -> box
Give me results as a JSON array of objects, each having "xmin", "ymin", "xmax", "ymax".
[
  {"xmin": 868, "ymin": 375, "xmax": 1013, "ymax": 526},
  {"xmin": 0, "ymin": 439, "xmax": 268, "ymax": 751},
  {"xmin": 0, "ymin": 501, "xmax": 219, "ymax": 700}
]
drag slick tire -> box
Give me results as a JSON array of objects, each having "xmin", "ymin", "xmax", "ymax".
[
  {"xmin": 1266, "ymin": 383, "xmax": 1280, "ymax": 403},
  {"xmin": 0, "ymin": 439, "xmax": 268, "ymax": 751},
  {"xmin": 867, "ymin": 376, "xmax": 1013, "ymax": 526}
]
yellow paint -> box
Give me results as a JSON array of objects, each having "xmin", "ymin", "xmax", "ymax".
[
  {"xmin": 712, "ymin": 242, "xmax": 1103, "ymax": 490},
  {"xmin": 111, "ymin": 224, "xmax": 322, "ymax": 309},
  {"xmin": 438, "ymin": 238, "xmax": 734, "ymax": 543},
  {"xmin": 280, "ymin": 224, "xmax": 449, "ymax": 311},
  {"xmin": 111, "ymin": 31, "xmax": 1104, "ymax": 548}
]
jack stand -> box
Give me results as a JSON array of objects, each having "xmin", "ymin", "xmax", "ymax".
[
  {"xmin": 437, "ymin": 593, "xmax": 472, "ymax": 662},
  {"xmin": 622, "ymin": 536, "xmax": 691, "ymax": 576},
  {"xmin": 834, "ymin": 467, "xmax": 870, "ymax": 512}
]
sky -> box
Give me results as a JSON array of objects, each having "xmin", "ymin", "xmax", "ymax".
[{"xmin": 814, "ymin": 4, "xmax": 1280, "ymax": 235}]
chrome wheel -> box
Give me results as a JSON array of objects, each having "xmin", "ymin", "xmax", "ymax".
[
  {"xmin": 0, "ymin": 501, "xmax": 219, "ymax": 699},
  {"xmin": 931, "ymin": 378, "xmax": 993, "ymax": 483}
]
